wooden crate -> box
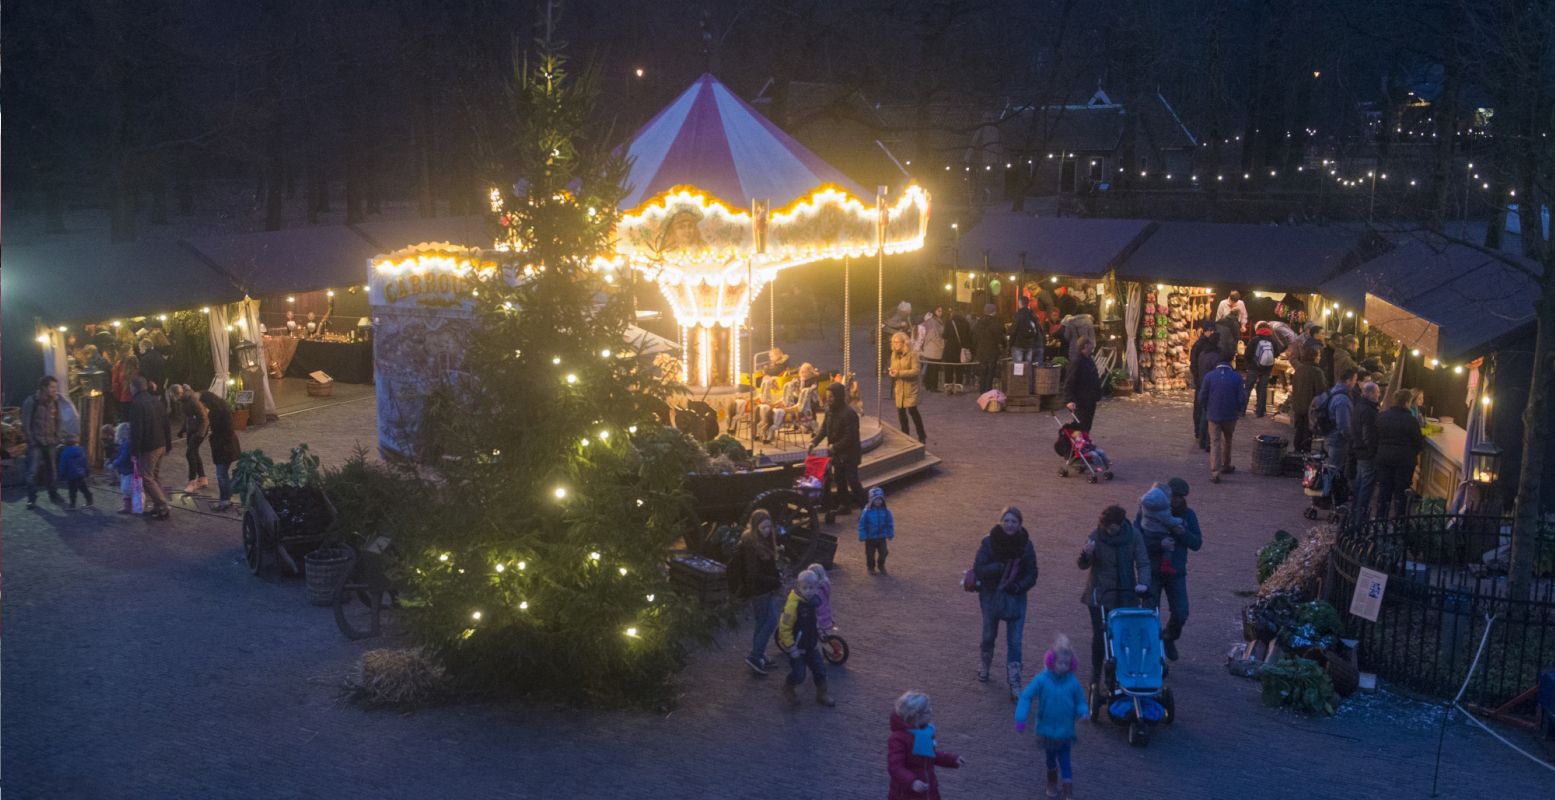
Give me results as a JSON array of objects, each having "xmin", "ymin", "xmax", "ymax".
[{"xmin": 669, "ymin": 555, "xmax": 729, "ymax": 605}]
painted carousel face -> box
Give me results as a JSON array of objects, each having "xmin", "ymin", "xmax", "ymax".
[{"xmin": 667, "ymin": 213, "xmax": 705, "ymax": 251}]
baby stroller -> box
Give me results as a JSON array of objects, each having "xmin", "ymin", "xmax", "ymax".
[
  {"xmin": 1051, "ymin": 410, "xmax": 1114, "ymax": 483},
  {"xmin": 1090, "ymin": 595, "xmax": 1174, "ymax": 746},
  {"xmin": 1301, "ymin": 447, "xmax": 1348, "ymax": 521}
]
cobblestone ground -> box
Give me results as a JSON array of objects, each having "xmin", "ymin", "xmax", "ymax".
[{"xmin": 4, "ymin": 336, "xmax": 1551, "ymax": 799}]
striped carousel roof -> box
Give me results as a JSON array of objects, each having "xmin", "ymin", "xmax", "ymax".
[{"xmin": 620, "ymin": 74, "xmax": 869, "ymax": 210}]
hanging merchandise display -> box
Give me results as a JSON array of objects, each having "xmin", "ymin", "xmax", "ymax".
[{"xmin": 1136, "ymin": 285, "xmax": 1215, "ymax": 393}]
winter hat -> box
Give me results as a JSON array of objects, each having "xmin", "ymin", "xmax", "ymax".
[
  {"xmin": 983, "ymin": 303, "xmax": 997, "ymax": 315},
  {"xmin": 1044, "ymin": 634, "xmax": 1078, "ymax": 674},
  {"xmin": 1200, "ymin": 319, "xmax": 1216, "ymax": 330},
  {"xmin": 868, "ymin": 486, "xmax": 886, "ymax": 504},
  {"xmin": 1167, "ymin": 477, "xmax": 1190, "ymax": 498},
  {"xmin": 1140, "ymin": 486, "xmax": 1172, "ymax": 514}
]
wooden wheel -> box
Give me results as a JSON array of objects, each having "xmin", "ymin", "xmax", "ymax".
[
  {"xmin": 242, "ymin": 509, "xmax": 265, "ymax": 575},
  {"xmin": 745, "ymin": 488, "xmax": 820, "ymax": 575}
]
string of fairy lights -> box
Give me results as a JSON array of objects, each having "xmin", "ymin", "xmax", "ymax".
[{"xmin": 34, "ymin": 284, "xmax": 372, "ymax": 345}]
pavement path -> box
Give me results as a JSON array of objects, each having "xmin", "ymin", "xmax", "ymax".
[{"xmin": 3, "ymin": 337, "xmax": 1550, "ymax": 799}]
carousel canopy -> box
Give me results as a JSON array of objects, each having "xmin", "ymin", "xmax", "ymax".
[{"xmin": 621, "ymin": 74, "xmax": 869, "ymax": 210}]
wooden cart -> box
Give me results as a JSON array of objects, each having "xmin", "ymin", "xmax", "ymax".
[
  {"xmin": 684, "ymin": 462, "xmax": 822, "ymax": 576},
  {"xmin": 242, "ymin": 484, "xmax": 337, "ymax": 576}
]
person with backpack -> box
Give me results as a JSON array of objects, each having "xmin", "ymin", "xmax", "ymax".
[
  {"xmin": 728, "ymin": 509, "xmax": 784, "ymax": 675},
  {"xmin": 971, "ymin": 506, "xmax": 1039, "ymax": 701},
  {"xmin": 1318, "ymin": 368, "xmax": 1359, "ymax": 474},
  {"xmin": 1289, "ymin": 349, "xmax": 1328, "ymax": 453},
  {"xmin": 1010, "ymin": 295, "xmax": 1043, "ymax": 394},
  {"xmin": 1198, "ymin": 353, "xmax": 1244, "ymax": 483},
  {"xmin": 1246, "ymin": 322, "xmax": 1282, "ymax": 418}
]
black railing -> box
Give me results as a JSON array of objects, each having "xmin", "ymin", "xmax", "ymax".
[{"xmin": 1326, "ymin": 514, "xmax": 1555, "ymax": 707}]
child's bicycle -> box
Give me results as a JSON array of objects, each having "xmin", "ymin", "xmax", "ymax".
[{"xmin": 821, "ymin": 630, "xmax": 849, "ymax": 665}]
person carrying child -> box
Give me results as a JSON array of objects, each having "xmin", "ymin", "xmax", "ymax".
[
  {"xmin": 858, "ymin": 486, "xmax": 895, "ymax": 575},
  {"xmin": 887, "ymin": 691, "xmax": 965, "ymax": 799},
  {"xmin": 1135, "ymin": 479, "xmax": 1202, "ymax": 661},
  {"xmin": 57, "ymin": 433, "xmax": 93, "ymax": 508},
  {"xmin": 776, "ymin": 569, "xmax": 835, "ymax": 707},
  {"xmin": 1015, "ymin": 634, "xmax": 1089, "ymax": 799}
]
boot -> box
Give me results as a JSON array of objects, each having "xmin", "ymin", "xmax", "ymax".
[
  {"xmin": 782, "ymin": 681, "xmax": 801, "ymax": 707},
  {"xmin": 978, "ymin": 652, "xmax": 992, "ymax": 682},
  {"xmin": 1061, "ymin": 779, "xmax": 1073, "ymax": 799},
  {"xmin": 1007, "ymin": 661, "xmax": 1023, "ymax": 702},
  {"xmin": 1045, "ymin": 769, "xmax": 1059, "ymax": 798},
  {"xmin": 814, "ymin": 679, "xmax": 835, "ymax": 707}
]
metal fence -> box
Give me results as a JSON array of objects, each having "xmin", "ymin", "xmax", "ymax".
[{"xmin": 1326, "ymin": 514, "xmax": 1555, "ymax": 708}]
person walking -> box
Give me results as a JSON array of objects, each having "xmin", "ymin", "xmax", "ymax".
[
  {"xmin": 1015, "ymin": 635, "xmax": 1088, "ymax": 799},
  {"xmin": 1247, "ymin": 322, "xmax": 1281, "ymax": 417},
  {"xmin": 887, "ymin": 691, "xmax": 965, "ymax": 800},
  {"xmin": 810, "ymin": 383, "xmax": 864, "ymax": 522},
  {"xmin": 127, "ymin": 376, "xmax": 172, "ymax": 520},
  {"xmin": 776, "ymin": 569, "xmax": 836, "ymax": 708},
  {"xmin": 1136, "ymin": 479, "xmax": 1201, "ymax": 660},
  {"xmin": 858, "ymin": 486, "xmax": 895, "ymax": 575},
  {"xmin": 916, "ymin": 310, "xmax": 946, "ymax": 392},
  {"xmin": 179, "ymin": 388, "xmax": 210, "ymax": 495},
  {"xmin": 972, "ymin": 303, "xmax": 1005, "ymax": 394},
  {"xmin": 1189, "ymin": 321, "xmax": 1219, "ymax": 449},
  {"xmin": 889, "ymin": 331, "xmax": 927, "ymax": 443},
  {"xmin": 1374, "ymin": 389, "xmax": 1425, "ymax": 521},
  {"xmin": 1288, "ymin": 349, "xmax": 1328, "ymax": 453},
  {"xmin": 21, "ymin": 375, "xmax": 69, "ymax": 508},
  {"xmin": 972, "ymin": 506, "xmax": 1039, "ymax": 700},
  {"xmin": 1350, "ymin": 382, "xmax": 1382, "ymax": 520},
  {"xmin": 1063, "ymin": 338, "xmax": 1102, "ymax": 432},
  {"xmin": 727, "ymin": 509, "xmax": 783, "ymax": 675},
  {"xmin": 57, "ymin": 433, "xmax": 93, "ymax": 508},
  {"xmin": 1010, "ymin": 295, "xmax": 1042, "ymax": 394},
  {"xmin": 200, "ymin": 390, "xmax": 242, "ymax": 510},
  {"xmin": 1077, "ymin": 505, "xmax": 1150, "ymax": 687},
  {"xmin": 1198, "ymin": 354, "xmax": 1243, "ymax": 482}
]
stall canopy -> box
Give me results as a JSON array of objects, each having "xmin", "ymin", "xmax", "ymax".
[
  {"xmin": 1319, "ymin": 233, "xmax": 1542, "ymax": 363},
  {"xmin": 1115, "ymin": 222, "xmax": 1365, "ymax": 292},
  {"xmin": 2, "ymin": 240, "xmax": 245, "ymax": 323},
  {"xmin": 954, "ymin": 213, "xmax": 1155, "ymax": 276}
]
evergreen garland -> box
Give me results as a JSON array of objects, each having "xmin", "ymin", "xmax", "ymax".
[{"xmin": 391, "ymin": 20, "xmax": 713, "ymax": 707}]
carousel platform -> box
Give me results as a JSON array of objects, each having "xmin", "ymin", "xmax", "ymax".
[{"xmin": 736, "ymin": 415, "xmax": 940, "ymax": 489}]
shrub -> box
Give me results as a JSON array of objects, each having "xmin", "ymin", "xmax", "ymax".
[{"xmin": 1257, "ymin": 657, "xmax": 1336, "ymax": 715}]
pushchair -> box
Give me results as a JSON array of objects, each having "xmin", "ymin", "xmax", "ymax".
[
  {"xmin": 1090, "ymin": 595, "xmax": 1174, "ymax": 746},
  {"xmin": 1301, "ymin": 447, "xmax": 1348, "ymax": 521},
  {"xmin": 1051, "ymin": 410, "xmax": 1114, "ymax": 483}
]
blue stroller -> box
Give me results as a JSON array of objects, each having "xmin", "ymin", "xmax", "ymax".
[{"xmin": 1090, "ymin": 601, "xmax": 1175, "ymax": 746}]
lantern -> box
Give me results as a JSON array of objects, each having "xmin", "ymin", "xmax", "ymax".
[
  {"xmin": 234, "ymin": 341, "xmax": 261, "ymax": 372},
  {"xmin": 1468, "ymin": 441, "xmax": 1502, "ymax": 486}
]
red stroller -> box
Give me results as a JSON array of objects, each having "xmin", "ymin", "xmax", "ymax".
[{"xmin": 1052, "ymin": 410, "xmax": 1114, "ymax": 483}]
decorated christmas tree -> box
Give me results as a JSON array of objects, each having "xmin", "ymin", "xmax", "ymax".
[{"xmin": 395, "ymin": 18, "xmax": 712, "ymax": 707}]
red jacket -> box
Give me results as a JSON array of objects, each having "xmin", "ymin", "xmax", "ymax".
[{"xmin": 887, "ymin": 713, "xmax": 960, "ymax": 800}]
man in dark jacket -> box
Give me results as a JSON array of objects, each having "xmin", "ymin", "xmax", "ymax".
[
  {"xmin": 810, "ymin": 383, "xmax": 863, "ymax": 521},
  {"xmin": 1349, "ymin": 382, "xmax": 1382, "ymax": 520},
  {"xmin": 128, "ymin": 376, "xmax": 173, "ymax": 519},
  {"xmin": 1374, "ymin": 389, "xmax": 1425, "ymax": 521},
  {"xmin": 1078, "ymin": 506, "xmax": 1150, "ymax": 685},
  {"xmin": 1288, "ymin": 349, "xmax": 1328, "ymax": 453},
  {"xmin": 139, "ymin": 332, "xmax": 170, "ymax": 394},
  {"xmin": 1136, "ymin": 478, "xmax": 1203, "ymax": 661},
  {"xmin": 20, "ymin": 375, "xmax": 68, "ymax": 508},
  {"xmin": 972, "ymin": 303, "xmax": 1005, "ymax": 393},
  {"xmin": 1198, "ymin": 354, "xmax": 1244, "ymax": 482},
  {"xmin": 1190, "ymin": 322, "xmax": 1221, "ymax": 450},
  {"xmin": 1010, "ymin": 296, "xmax": 1042, "ymax": 393},
  {"xmin": 943, "ymin": 306, "xmax": 973, "ymax": 388},
  {"xmin": 1063, "ymin": 338, "xmax": 1103, "ymax": 432}
]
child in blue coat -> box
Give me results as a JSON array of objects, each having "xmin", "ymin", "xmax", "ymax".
[
  {"xmin": 57, "ymin": 434, "xmax": 92, "ymax": 508},
  {"xmin": 1015, "ymin": 634, "xmax": 1088, "ymax": 798},
  {"xmin": 109, "ymin": 423, "xmax": 136, "ymax": 514},
  {"xmin": 857, "ymin": 486, "xmax": 894, "ymax": 575}
]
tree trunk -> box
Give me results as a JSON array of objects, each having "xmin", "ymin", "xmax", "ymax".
[{"xmin": 1510, "ymin": 264, "xmax": 1555, "ymax": 600}]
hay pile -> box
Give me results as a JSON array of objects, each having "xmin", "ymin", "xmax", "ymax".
[
  {"xmin": 1257, "ymin": 525, "xmax": 1336, "ymax": 601},
  {"xmin": 346, "ymin": 648, "xmax": 447, "ymax": 708}
]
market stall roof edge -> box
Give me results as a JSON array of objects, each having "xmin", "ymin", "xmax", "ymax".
[
  {"xmin": 952, "ymin": 212, "xmax": 1154, "ymax": 277},
  {"xmin": 1114, "ymin": 221, "xmax": 1369, "ymax": 293}
]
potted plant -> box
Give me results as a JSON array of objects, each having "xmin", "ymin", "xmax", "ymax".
[{"xmin": 1107, "ymin": 367, "xmax": 1134, "ymax": 396}]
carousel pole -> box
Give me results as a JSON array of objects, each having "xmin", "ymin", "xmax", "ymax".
[
  {"xmin": 875, "ymin": 186, "xmax": 887, "ymax": 425},
  {"xmin": 844, "ymin": 256, "xmax": 852, "ymax": 384}
]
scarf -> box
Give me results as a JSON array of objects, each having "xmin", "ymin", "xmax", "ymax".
[
  {"xmin": 989, "ymin": 524, "xmax": 1029, "ymax": 562},
  {"xmin": 910, "ymin": 723, "xmax": 937, "ymax": 758}
]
